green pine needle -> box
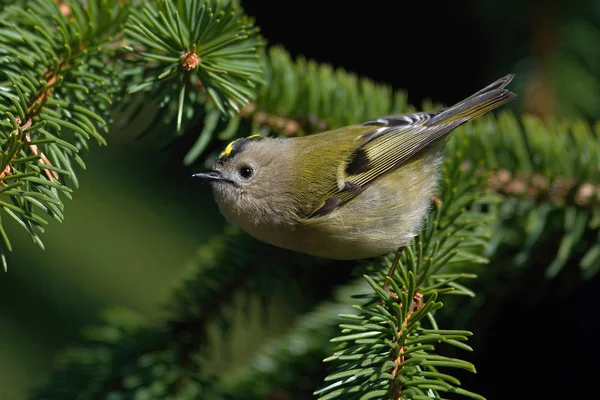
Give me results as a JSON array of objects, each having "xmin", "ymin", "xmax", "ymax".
[
  {"xmin": 123, "ymin": 0, "xmax": 265, "ymax": 133},
  {"xmin": 0, "ymin": 0, "xmax": 127, "ymax": 267}
]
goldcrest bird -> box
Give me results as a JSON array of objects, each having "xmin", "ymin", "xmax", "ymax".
[{"xmin": 193, "ymin": 75, "xmax": 516, "ymax": 260}]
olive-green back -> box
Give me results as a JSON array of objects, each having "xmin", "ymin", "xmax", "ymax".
[{"xmin": 292, "ymin": 74, "xmax": 516, "ymax": 219}]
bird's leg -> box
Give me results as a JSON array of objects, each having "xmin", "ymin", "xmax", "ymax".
[{"xmin": 383, "ymin": 246, "xmax": 405, "ymax": 291}]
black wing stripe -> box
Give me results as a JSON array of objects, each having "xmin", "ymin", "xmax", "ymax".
[{"xmin": 345, "ymin": 148, "xmax": 372, "ymax": 175}]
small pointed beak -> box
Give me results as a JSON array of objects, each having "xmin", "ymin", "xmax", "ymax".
[{"xmin": 192, "ymin": 171, "xmax": 223, "ymax": 182}]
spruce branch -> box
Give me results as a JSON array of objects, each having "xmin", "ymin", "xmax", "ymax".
[
  {"xmin": 0, "ymin": 0, "xmax": 129, "ymax": 268},
  {"xmin": 486, "ymin": 169, "xmax": 600, "ymax": 208},
  {"xmin": 315, "ymin": 137, "xmax": 497, "ymax": 400},
  {"xmin": 121, "ymin": 0, "xmax": 265, "ymax": 141},
  {"xmin": 458, "ymin": 113, "xmax": 600, "ymax": 278},
  {"xmin": 192, "ymin": 46, "xmax": 600, "ymax": 213}
]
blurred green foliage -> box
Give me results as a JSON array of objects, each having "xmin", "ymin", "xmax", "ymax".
[{"xmin": 2, "ymin": 0, "xmax": 600, "ymax": 399}]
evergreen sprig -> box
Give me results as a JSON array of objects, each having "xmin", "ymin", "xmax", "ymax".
[
  {"xmin": 456, "ymin": 114, "xmax": 600, "ymax": 278},
  {"xmin": 313, "ymin": 134, "xmax": 495, "ymax": 400},
  {"xmin": 122, "ymin": 0, "xmax": 265, "ymax": 136},
  {"xmin": 0, "ymin": 0, "xmax": 128, "ymax": 269}
]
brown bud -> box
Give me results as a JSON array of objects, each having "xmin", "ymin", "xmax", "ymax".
[
  {"xmin": 506, "ymin": 178, "xmax": 527, "ymax": 195},
  {"xmin": 530, "ymin": 174, "xmax": 549, "ymax": 191},
  {"xmin": 575, "ymin": 183, "xmax": 595, "ymax": 205},
  {"xmin": 283, "ymin": 120, "xmax": 300, "ymax": 136},
  {"xmin": 254, "ymin": 112, "xmax": 267, "ymax": 124},
  {"xmin": 496, "ymin": 169, "xmax": 512, "ymax": 184},
  {"xmin": 58, "ymin": 2, "xmax": 71, "ymax": 17},
  {"xmin": 239, "ymin": 103, "xmax": 256, "ymax": 117},
  {"xmin": 181, "ymin": 52, "xmax": 200, "ymax": 71}
]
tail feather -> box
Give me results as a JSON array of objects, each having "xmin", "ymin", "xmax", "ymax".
[{"xmin": 428, "ymin": 74, "xmax": 517, "ymax": 126}]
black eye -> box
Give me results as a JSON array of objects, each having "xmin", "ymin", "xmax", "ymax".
[{"xmin": 238, "ymin": 165, "xmax": 253, "ymax": 179}]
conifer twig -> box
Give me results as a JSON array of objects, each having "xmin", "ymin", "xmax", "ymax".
[
  {"xmin": 1, "ymin": 61, "xmax": 73, "ymax": 183},
  {"xmin": 391, "ymin": 291, "xmax": 424, "ymax": 398},
  {"xmin": 487, "ymin": 168, "xmax": 600, "ymax": 207},
  {"xmin": 0, "ymin": 119, "xmax": 58, "ymax": 183},
  {"xmin": 0, "ymin": 0, "xmax": 129, "ymax": 265}
]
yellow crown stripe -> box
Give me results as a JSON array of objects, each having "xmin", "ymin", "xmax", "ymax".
[
  {"xmin": 220, "ymin": 140, "xmax": 237, "ymax": 158},
  {"xmin": 219, "ymin": 134, "xmax": 263, "ymax": 158}
]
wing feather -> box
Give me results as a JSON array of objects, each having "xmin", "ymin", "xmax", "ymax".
[{"xmin": 306, "ymin": 75, "xmax": 516, "ymax": 218}]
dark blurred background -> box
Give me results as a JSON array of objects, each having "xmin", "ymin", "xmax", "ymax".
[{"xmin": 2, "ymin": 0, "xmax": 600, "ymax": 398}]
